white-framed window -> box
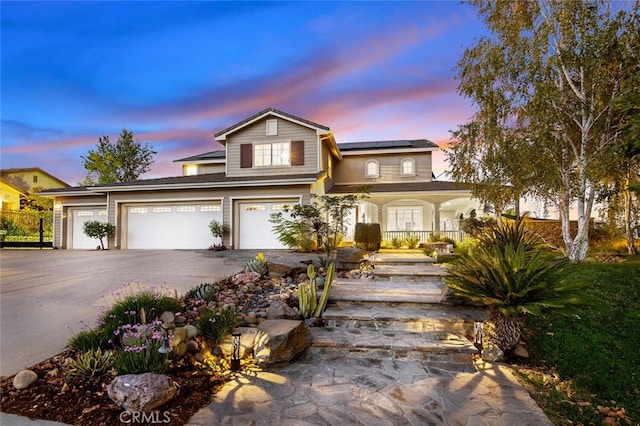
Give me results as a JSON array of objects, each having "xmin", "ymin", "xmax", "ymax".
[
  {"xmin": 254, "ymin": 142, "xmax": 290, "ymax": 166},
  {"xmin": 401, "ymin": 158, "xmax": 415, "ymax": 176},
  {"xmin": 365, "ymin": 160, "xmax": 379, "ymax": 178},
  {"xmin": 152, "ymin": 207, "xmax": 172, "ymax": 213},
  {"xmin": 129, "ymin": 207, "xmax": 149, "ymax": 214},
  {"xmin": 200, "ymin": 205, "xmax": 221, "ymax": 212},
  {"xmin": 387, "ymin": 207, "xmax": 422, "ymax": 231},
  {"xmin": 266, "ymin": 119, "xmax": 278, "ymax": 136},
  {"xmin": 77, "ymin": 211, "xmax": 94, "ymax": 217},
  {"xmin": 244, "ymin": 205, "xmax": 266, "ymax": 211},
  {"xmin": 176, "ymin": 206, "xmax": 196, "ymax": 213},
  {"xmin": 185, "ymin": 165, "xmax": 198, "ymax": 176}
]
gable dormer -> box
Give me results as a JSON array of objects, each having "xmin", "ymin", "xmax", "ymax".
[{"xmin": 215, "ymin": 108, "xmax": 340, "ymax": 178}]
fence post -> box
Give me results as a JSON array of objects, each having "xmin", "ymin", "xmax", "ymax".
[{"xmin": 39, "ymin": 218, "xmax": 44, "ymax": 249}]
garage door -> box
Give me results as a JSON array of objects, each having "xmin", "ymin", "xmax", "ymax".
[
  {"xmin": 238, "ymin": 202, "xmax": 296, "ymax": 249},
  {"xmin": 71, "ymin": 208, "xmax": 108, "ymax": 249},
  {"xmin": 126, "ymin": 203, "xmax": 222, "ymax": 249}
]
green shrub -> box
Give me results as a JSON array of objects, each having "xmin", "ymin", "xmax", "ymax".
[
  {"xmin": 354, "ymin": 223, "xmax": 381, "ymax": 251},
  {"xmin": 391, "ymin": 237, "xmax": 403, "ymax": 249},
  {"xmin": 100, "ymin": 284, "xmax": 181, "ymax": 344},
  {"xmin": 68, "ymin": 328, "xmax": 110, "ymax": 351},
  {"xmin": 406, "ymin": 235, "xmax": 420, "ymax": 249},
  {"xmin": 113, "ymin": 323, "xmax": 169, "ymax": 375},
  {"xmin": 445, "ymin": 219, "xmax": 587, "ymax": 352},
  {"xmin": 64, "ymin": 348, "xmax": 114, "ymax": 382},
  {"xmin": 198, "ymin": 309, "xmax": 239, "ymax": 345}
]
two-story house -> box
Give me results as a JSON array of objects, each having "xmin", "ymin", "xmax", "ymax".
[
  {"xmin": 1, "ymin": 167, "xmax": 69, "ymax": 211},
  {"xmin": 41, "ymin": 108, "xmax": 482, "ymax": 250}
]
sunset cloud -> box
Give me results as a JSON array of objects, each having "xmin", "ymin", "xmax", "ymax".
[{"xmin": 1, "ymin": 2, "xmax": 485, "ymax": 185}]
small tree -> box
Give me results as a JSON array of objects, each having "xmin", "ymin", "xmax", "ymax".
[
  {"xmin": 83, "ymin": 221, "xmax": 115, "ymax": 250},
  {"xmin": 209, "ymin": 220, "xmax": 229, "ymax": 250}
]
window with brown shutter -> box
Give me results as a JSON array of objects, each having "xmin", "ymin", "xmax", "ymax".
[
  {"xmin": 291, "ymin": 140, "xmax": 304, "ymax": 166},
  {"xmin": 240, "ymin": 144, "xmax": 253, "ymax": 168}
]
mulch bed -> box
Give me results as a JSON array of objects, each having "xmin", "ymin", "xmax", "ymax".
[{"xmin": 0, "ymin": 348, "xmax": 229, "ymax": 425}]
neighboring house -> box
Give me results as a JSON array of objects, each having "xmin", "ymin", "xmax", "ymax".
[
  {"xmin": 0, "ymin": 167, "xmax": 70, "ymax": 194},
  {"xmin": 0, "ymin": 168, "xmax": 69, "ymax": 211},
  {"xmin": 41, "ymin": 108, "xmax": 483, "ymax": 250},
  {"xmin": 0, "ymin": 178, "xmax": 28, "ymax": 211}
]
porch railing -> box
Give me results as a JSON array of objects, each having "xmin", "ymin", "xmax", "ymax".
[{"xmin": 383, "ymin": 230, "xmax": 468, "ymax": 244}]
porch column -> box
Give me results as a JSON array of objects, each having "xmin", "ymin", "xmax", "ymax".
[
  {"xmin": 378, "ymin": 205, "xmax": 384, "ymax": 230},
  {"xmin": 433, "ymin": 203, "xmax": 441, "ymax": 234}
]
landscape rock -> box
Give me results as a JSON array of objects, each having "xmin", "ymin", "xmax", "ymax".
[
  {"xmin": 266, "ymin": 299, "xmax": 298, "ymax": 320},
  {"xmin": 13, "ymin": 370, "xmax": 38, "ymax": 390},
  {"xmin": 107, "ymin": 373, "xmax": 178, "ymax": 412},
  {"xmin": 481, "ymin": 344, "xmax": 504, "ymax": 362},
  {"xmin": 253, "ymin": 320, "xmax": 311, "ymax": 366},
  {"xmin": 513, "ymin": 343, "xmax": 529, "ymax": 358}
]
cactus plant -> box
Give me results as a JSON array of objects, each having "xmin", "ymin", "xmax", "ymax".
[
  {"xmin": 244, "ymin": 252, "xmax": 269, "ymax": 278},
  {"xmin": 314, "ymin": 262, "xmax": 335, "ymax": 318},
  {"xmin": 298, "ymin": 263, "xmax": 336, "ymax": 320},
  {"xmin": 185, "ymin": 282, "xmax": 220, "ymax": 301}
]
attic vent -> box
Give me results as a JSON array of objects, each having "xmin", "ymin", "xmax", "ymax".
[{"xmin": 266, "ymin": 119, "xmax": 278, "ymax": 136}]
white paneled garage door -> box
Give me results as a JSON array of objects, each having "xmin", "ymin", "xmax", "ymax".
[
  {"xmin": 238, "ymin": 202, "xmax": 296, "ymax": 249},
  {"xmin": 126, "ymin": 203, "xmax": 222, "ymax": 249},
  {"xmin": 71, "ymin": 208, "xmax": 108, "ymax": 249}
]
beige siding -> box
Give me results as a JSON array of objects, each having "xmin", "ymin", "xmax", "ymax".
[
  {"xmin": 197, "ymin": 164, "xmax": 225, "ymax": 174},
  {"xmin": 333, "ymin": 153, "xmax": 433, "ymax": 185},
  {"xmin": 225, "ymin": 117, "xmax": 320, "ymax": 178}
]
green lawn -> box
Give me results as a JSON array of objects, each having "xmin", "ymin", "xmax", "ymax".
[{"xmin": 513, "ymin": 256, "xmax": 640, "ymax": 425}]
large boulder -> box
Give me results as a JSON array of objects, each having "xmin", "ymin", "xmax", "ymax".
[
  {"xmin": 107, "ymin": 373, "xmax": 178, "ymax": 412},
  {"xmin": 266, "ymin": 299, "xmax": 298, "ymax": 320},
  {"xmin": 253, "ymin": 320, "xmax": 310, "ymax": 366}
]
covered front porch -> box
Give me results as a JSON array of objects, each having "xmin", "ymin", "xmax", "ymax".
[{"xmin": 330, "ymin": 181, "xmax": 485, "ymax": 245}]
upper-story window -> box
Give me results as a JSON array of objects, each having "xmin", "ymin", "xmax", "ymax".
[
  {"xmin": 365, "ymin": 160, "xmax": 379, "ymax": 178},
  {"xmin": 33, "ymin": 175, "xmax": 38, "ymax": 183},
  {"xmin": 266, "ymin": 119, "xmax": 278, "ymax": 136},
  {"xmin": 401, "ymin": 158, "xmax": 415, "ymax": 176},
  {"xmin": 255, "ymin": 142, "xmax": 290, "ymax": 166},
  {"xmin": 185, "ymin": 165, "xmax": 198, "ymax": 176}
]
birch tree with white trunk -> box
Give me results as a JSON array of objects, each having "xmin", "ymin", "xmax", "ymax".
[{"xmin": 447, "ymin": 0, "xmax": 639, "ymax": 262}]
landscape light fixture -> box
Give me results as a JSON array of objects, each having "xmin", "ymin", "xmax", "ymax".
[
  {"xmin": 231, "ymin": 331, "xmax": 242, "ymax": 371},
  {"xmin": 146, "ymin": 324, "xmax": 173, "ymax": 354}
]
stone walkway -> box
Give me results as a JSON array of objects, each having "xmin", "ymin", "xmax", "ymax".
[{"xmin": 187, "ymin": 355, "xmax": 552, "ymax": 426}]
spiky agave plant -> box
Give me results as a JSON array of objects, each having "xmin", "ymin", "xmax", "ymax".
[{"xmin": 445, "ymin": 221, "xmax": 586, "ymax": 353}]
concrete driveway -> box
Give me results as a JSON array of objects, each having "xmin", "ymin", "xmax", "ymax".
[{"xmin": 0, "ymin": 249, "xmax": 245, "ymax": 378}]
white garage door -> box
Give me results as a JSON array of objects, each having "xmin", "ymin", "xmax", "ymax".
[
  {"xmin": 71, "ymin": 208, "xmax": 108, "ymax": 249},
  {"xmin": 238, "ymin": 202, "xmax": 295, "ymax": 249},
  {"xmin": 126, "ymin": 203, "xmax": 222, "ymax": 249}
]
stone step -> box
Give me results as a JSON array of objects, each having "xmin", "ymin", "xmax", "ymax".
[
  {"xmin": 370, "ymin": 264, "xmax": 447, "ymax": 282},
  {"xmin": 322, "ymin": 304, "xmax": 487, "ymax": 335},
  {"xmin": 372, "ymin": 255, "xmax": 438, "ymax": 266},
  {"xmin": 329, "ymin": 278, "xmax": 447, "ymax": 303},
  {"xmin": 309, "ymin": 327, "xmax": 478, "ymax": 368}
]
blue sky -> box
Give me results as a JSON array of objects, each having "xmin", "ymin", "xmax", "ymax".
[{"xmin": 1, "ymin": 1, "xmax": 486, "ymax": 186}]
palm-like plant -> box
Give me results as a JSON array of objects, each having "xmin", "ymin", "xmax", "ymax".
[{"xmin": 445, "ymin": 219, "xmax": 586, "ymax": 354}]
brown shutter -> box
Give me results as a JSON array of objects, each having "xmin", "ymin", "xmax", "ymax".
[
  {"xmin": 291, "ymin": 140, "xmax": 304, "ymax": 166},
  {"xmin": 240, "ymin": 144, "xmax": 252, "ymax": 168}
]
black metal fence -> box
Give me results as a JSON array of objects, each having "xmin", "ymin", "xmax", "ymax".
[{"xmin": 0, "ymin": 210, "xmax": 53, "ymax": 249}]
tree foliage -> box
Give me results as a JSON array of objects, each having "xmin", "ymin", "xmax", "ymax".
[
  {"xmin": 81, "ymin": 129, "xmax": 156, "ymax": 185},
  {"xmin": 447, "ymin": 0, "xmax": 639, "ymax": 262},
  {"xmin": 83, "ymin": 220, "xmax": 115, "ymax": 250}
]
